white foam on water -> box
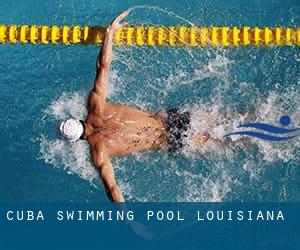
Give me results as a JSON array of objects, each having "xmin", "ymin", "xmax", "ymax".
[
  {"xmin": 39, "ymin": 134, "xmax": 97, "ymax": 183},
  {"xmin": 45, "ymin": 91, "xmax": 87, "ymax": 120},
  {"xmin": 182, "ymin": 89, "xmax": 300, "ymax": 162},
  {"xmin": 38, "ymin": 63, "xmax": 300, "ymax": 202},
  {"xmin": 39, "ymin": 92, "xmax": 98, "ymax": 185},
  {"xmin": 175, "ymin": 164, "xmax": 234, "ymax": 202},
  {"xmin": 38, "ymin": 89, "xmax": 300, "ymax": 202},
  {"xmin": 164, "ymin": 54, "xmax": 234, "ymax": 87}
]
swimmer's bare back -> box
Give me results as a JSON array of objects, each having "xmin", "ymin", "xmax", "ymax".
[
  {"xmin": 81, "ymin": 11, "xmax": 168, "ymax": 202},
  {"xmin": 86, "ymin": 102, "xmax": 168, "ymax": 156}
]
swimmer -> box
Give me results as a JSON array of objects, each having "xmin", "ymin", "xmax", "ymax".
[{"xmin": 58, "ymin": 11, "xmax": 210, "ymax": 202}]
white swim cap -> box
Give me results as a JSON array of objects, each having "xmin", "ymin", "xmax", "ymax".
[{"xmin": 58, "ymin": 118, "xmax": 84, "ymax": 142}]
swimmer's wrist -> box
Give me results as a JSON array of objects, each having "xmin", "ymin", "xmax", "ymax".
[
  {"xmin": 106, "ymin": 26, "xmax": 112, "ymax": 33},
  {"xmin": 106, "ymin": 25, "xmax": 116, "ymax": 36}
]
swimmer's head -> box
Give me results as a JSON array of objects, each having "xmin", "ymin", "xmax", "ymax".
[{"xmin": 57, "ymin": 118, "xmax": 84, "ymax": 142}]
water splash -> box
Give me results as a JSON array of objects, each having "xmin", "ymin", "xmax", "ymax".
[
  {"xmin": 39, "ymin": 89, "xmax": 300, "ymax": 202},
  {"xmin": 39, "ymin": 134, "xmax": 98, "ymax": 184},
  {"xmin": 37, "ymin": 6, "xmax": 300, "ymax": 202}
]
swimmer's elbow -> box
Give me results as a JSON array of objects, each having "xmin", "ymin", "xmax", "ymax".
[
  {"xmin": 96, "ymin": 57, "xmax": 110, "ymax": 72},
  {"xmin": 92, "ymin": 156, "xmax": 104, "ymax": 169},
  {"xmin": 100, "ymin": 58, "xmax": 111, "ymax": 71}
]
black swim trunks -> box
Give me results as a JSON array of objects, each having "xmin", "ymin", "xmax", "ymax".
[{"xmin": 166, "ymin": 108, "xmax": 191, "ymax": 153}]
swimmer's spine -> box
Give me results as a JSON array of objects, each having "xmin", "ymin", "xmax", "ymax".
[{"xmin": 0, "ymin": 25, "xmax": 299, "ymax": 46}]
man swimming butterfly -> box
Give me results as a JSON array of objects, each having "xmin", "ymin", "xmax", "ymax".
[{"xmin": 58, "ymin": 11, "xmax": 210, "ymax": 202}]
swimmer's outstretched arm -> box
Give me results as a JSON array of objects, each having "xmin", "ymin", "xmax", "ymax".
[
  {"xmin": 92, "ymin": 143, "xmax": 125, "ymax": 202},
  {"xmin": 93, "ymin": 11, "xmax": 129, "ymax": 101}
]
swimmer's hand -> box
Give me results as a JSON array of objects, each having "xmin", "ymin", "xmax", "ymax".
[{"xmin": 107, "ymin": 10, "xmax": 129, "ymax": 33}]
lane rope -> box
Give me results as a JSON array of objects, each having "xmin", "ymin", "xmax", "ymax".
[{"xmin": 0, "ymin": 25, "xmax": 299, "ymax": 46}]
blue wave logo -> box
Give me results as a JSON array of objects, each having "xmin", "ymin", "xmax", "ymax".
[{"xmin": 224, "ymin": 116, "xmax": 300, "ymax": 141}]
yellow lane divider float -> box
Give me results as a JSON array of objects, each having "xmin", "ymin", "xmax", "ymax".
[{"xmin": 0, "ymin": 25, "xmax": 299, "ymax": 46}]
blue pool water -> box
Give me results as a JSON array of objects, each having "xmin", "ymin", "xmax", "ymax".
[{"xmin": 0, "ymin": 0, "xmax": 299, "ymax": 202}]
